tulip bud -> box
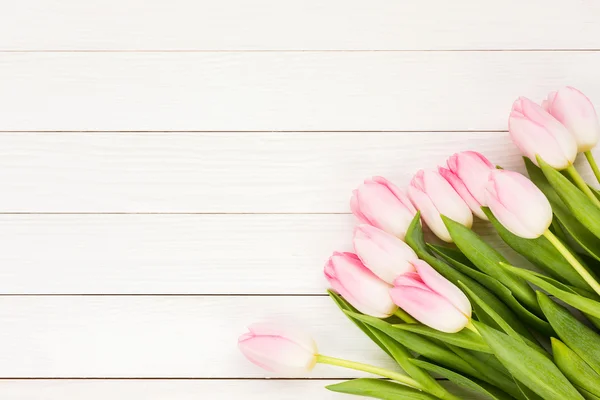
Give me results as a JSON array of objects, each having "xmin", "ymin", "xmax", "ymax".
[
  {"xmin": 542, "ymin": 87, "xmax": 600, "ymax": 152},
  {"xmin": 407, "ymin": 170, "xmax": 473, "ymax": 243},
  {"xmin": 509, "ymin": 96, "xmax": 577, "ymax": 170},
  {"xmin": 439, "ymin": 151, "xmax": 495, "ymax": 220},
  {"xmin": 485, "ymin": 169, "xmax": 553, "ymax": 239},
  {"xmin": 324, "ymin": 251, "xmax": 397, "ymax": 318},
  {"xmin": 353, "ymin": 224, "xmax": 418, "ymax": 284},
  {"xmin": 390, "ymin": 260, "xmax": 472, "ymax": 333},
  {"xmin": 238, "ymin": 323, "xmax": 318, "ymax": 375},
  {"xmin": 350, "ymin": 176, "xmax": 417, "ymax": 240}
]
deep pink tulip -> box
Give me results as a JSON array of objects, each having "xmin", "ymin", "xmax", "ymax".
[
  {"xmin": 509, "ymin": 96, "xmax": 577, "ymax": 170},
  {"xmin": 353, "ymin": 224, "xmax": 418, "ymax": 284},
  {"xmin": 542, "ymin": 87, "xmax": 600, "ymax": 152},
  {"xmin": 350, "ymin": 176, "xmax": 417, "ymax": 240},
  {"xmin": 390, "ymin": 260, "xmax": 472, "ymax": 333},
  {"xmin": 408, "ymin": 170, "xmax": 473, "ymax": 243},
  {"xmin": 439, "ymin": 151, "xmax": 495, "ymax": 220},
  {"xmin": 485, "ymin": 169, "xmax": 553, "ymax": 239},
  {"xmin": 238, "ymin": 323, "xmax": 318, "ymax": 375},
  {"xmin": 324, "ymin": 252, "xmax": 397, "ymax": 318}
]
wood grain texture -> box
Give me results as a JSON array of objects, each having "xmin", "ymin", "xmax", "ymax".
[
  {"xmin": 0, "ymin": 296, "xmax": 399, "ymax": 378},
  {"xmin": 1, "ymin": 132, "xmax": 598, "ymax": 213},
  {"xmin": 0, "ymin": 380, "xmax": 484, "ymax": 399},
  {"xmin": 2, "ymin": 52, "xmax": 600, "ymax": 131},
  {"xmin": 0, "ymin": 214, "xmax": 524, "ymax": 294},
  {"xmin": 1, "ymin": 0, "xmax": 599, "ymax": 50}
]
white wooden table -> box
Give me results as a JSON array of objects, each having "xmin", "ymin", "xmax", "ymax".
[{"xmin": 1, "ymin": 1, "xmax": 600, "ymax": 398}]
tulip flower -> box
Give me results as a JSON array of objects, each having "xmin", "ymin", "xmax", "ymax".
[
  {"xmin": 484, "ymin": 169, "xmax": 552, "ymax": 239},
  {"xmin": 542, "ymin": 87, "xmax": 600, "ymax": 184},
  {"xmin": 238, "ymin": 323, "xmax": 318, "ymax": 375},
  {"xmin": 324, "ymin": 252, "xmax": 397, "ymax": 318},
  {"xmin": 439, "ymin": 151, "xmax": 495, "ymax": 220},
  {"xmin": 353, "ymin": 224, "xmax": 418, "ymax": 284},
  {"xmin": 390, "ymin": 260, "xmax": 472, "ymax": 333},
  {"xmin": 350, "ymin": 176, "xmax": 417, "ymax": 240},
  {"xmin": 508, "ymin": 96, "xmax": 577, "ymax": 170},
  {"xmin": 542, "ymin": 87, "xmax": 600, "ymax": 153},
  {"xmin": 407, "ymin": 170, "xmax": 473, "ymax": 243},
  {"xmin": 239, "ymin": 323, "xmax": 424, "ymax": 389}
]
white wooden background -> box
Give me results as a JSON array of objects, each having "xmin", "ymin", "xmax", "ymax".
[{"xmin": 2, "ymin": 1, "xmax": 600, "ymax": 398}]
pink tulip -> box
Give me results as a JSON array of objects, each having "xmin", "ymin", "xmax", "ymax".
[
  {"xmin": 542, "ymin": 87, "xmax": 600, "ymax": 152},
  {"xmin": 390, "ymin": 260, "xmax": 471, "ymax": 333},
  {"xmin": 353, "ymin": 224, "xmax": 418, "ymax": 284},
  {"xmin": 324, "ymin": 252, "xmax": 397, "ymax": 318},
  {"xmin": 485, "ymin": 169, "xmax": 553, "ymax": 239},
  {"xmin": 509, "ymin": 96, "xmax": 577, "ymax": 170},
  {"xmin": 238, "ymin": 323, "xmax": 318, "ymax": 375},
  {"xmin": 439, "ymin": 151, "xmax": 495, "ymax": 220},
  {"xmin": 407, "ymin": 170, "xmax": 473, "ymax": 243},
  {"xmin": 350, "ymin": 176, "xmax": 417, "ymax": 240}
]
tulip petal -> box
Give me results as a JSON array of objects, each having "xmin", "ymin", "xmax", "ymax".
[
  {"xmin": 413, "ymin": 260, "xmax": 472, "ymax": 317},
  {"xmin": 390, "ymin": 286, "xmax": 469, "ymax": 333},
  {"xmin": 439, "ymin": 166, "xmax": 487, "ymax": 220},
  {"xmin": 448, "ymin": 151, "xmax": 494, "ymax": 206},
  {"xmin": 408, "ymin": 182, "xmax": 452, "ymax": 242},
  {"xmin": 246, "ymin": 322, "xmax": 318, "ymax": 354}
]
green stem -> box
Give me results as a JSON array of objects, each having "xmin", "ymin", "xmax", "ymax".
[
  {"xmin": 316, "ymin": 354, "xmax": 423, "ymax": 390},
  {"xmin": 543, "ymin": 229, "xmax": 600, "ymax": 296},
  {"xmin": 585, "ymin": 151, "xmax": 600, "ymax": 184},
  {"xmin": 565, "ymin": 165, "xmax": 600, "ymax": 207},
  {"xmin": 394, "ymin": 309, "xmax": 418, "ymax": 324},
  {"xmin": 465, "ymin": 320, "xmax": 480, "ymax": 336}
]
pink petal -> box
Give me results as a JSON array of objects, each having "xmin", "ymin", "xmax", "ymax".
[{"xmin": 413, "ymin": 260, "xmax": 471, "ymax": 317}]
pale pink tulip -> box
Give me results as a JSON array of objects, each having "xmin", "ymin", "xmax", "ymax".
[
  {"xmin": 353, "ymin": 224, "xmax": 418, "ymax": 284},
  {"xmin": 238, "ymin": 323, "xmax": 318, "ymax": 375},
  {"xmin": 439, "ymin": 151, "xmax": 495, "ymax": 220},
  {"xmin": 390, "ymin": 260, "xmax": 472, "ymax": 333},
  {"xmin": 485, "ymin": 169, "xmax": 553, "ymax": 239},
  {"xmin": 542, "ymin": 87, "xmax": 600, "ymax": 152},
  {"xmin": 350, "ymin": 176, "xmax": 417, "ymax": 240},
  {"xmin": 324, "ymin": 252, "xmax": 397, "ymax": 318},
  {"xmin": 509, "ymin": 97, "xmax": 577, "ymax": 170},
  {"xmin": 407, "ymin": 170, "xmax": 473, "ymax": 243}
]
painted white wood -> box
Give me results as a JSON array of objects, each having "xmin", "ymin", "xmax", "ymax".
[
  {"xmin": 0, "ymin": 214, "xmax": 518, "ymax": 294},
  {"xmin": 1, "ymin": 0, "xmax": 599, "ymax": 50},
  {"xmin": 2, "ymin": 53, "xmax": 600, "ymax": 131},
  {"xmin": 0, "ymin": 296, "xmax": 401, "ymax": 378},
  {"xmin": 1, "ymin": 131, "xmax": 597, "ymax": 213},
  {"xmin": 0, "ymin": 380, "xmax": 485, "ymax": 399}
]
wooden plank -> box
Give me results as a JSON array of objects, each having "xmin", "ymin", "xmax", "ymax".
[
  {"xmin": 0, "ymin": 380, "xmax": 485, "ymax": 399},
  {"xmin": 0, "ymin": 296, "xmax": 400, "ymax": 378},
  {"xmin": 1, "ymin": 0, "xmax": 599, "ymax": 50},
  {"xmin": 1, "ymin": 131, "xmax": 597, "ymax": 213},
  {"xmin": 0, "ymin": 214, "xmax": 522, "ymax": 295},
  {"xmin": 2, "ymin": 53, "xmax": 600, "ymax": 131}
]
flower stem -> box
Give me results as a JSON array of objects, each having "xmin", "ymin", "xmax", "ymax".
[
  {"xmin": 565, "ymin": 165, "xmax": 600, "ymax": 207},
  {"xmin": 543, "ymin": 229, "xmax": 600, "ymax": 296},
  {"xmin": 394, "ymin": 309, "xmax": 418, "ymax": 324},
  {"xmin": 316, "ymin": 354, "xmax": 423, "ymax": 390},
  {"xmin": 585, "ymin": 151, "xmax": 600, "ymax": 184}
]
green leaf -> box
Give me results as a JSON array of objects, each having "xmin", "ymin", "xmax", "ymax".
[
  {"xmin": 538, "ymin": 292, "xmax": 600, "ymax": 376},
  {"xmin": 441, "ymin": 216, "xmax": 541, "ymax": 316},
  {"xmin": 409, "ymin": 359, "xmax": 514, "ymax": 400},
  {"xmin": 552, "ymin": 338, "xmax": 600, "ymax": 398},
  {"xmin": 514, "ymin": 378, "xmax": 544, "ymax": 400},
  {"xmin": 483, "ymin": 206, "xmax": 590, "ymax": 290},
  {"xmin": 392, "ymin": 323, "xmax": 491, "ymax": 353},
  {"xmin": 430, "ymin": 245, "xmax": 553, "ymax": 336},
  {"xmin": 427, "ymin": 244, "xmax": 476, "ymax": 267},
  {"xmin": 326, "ymin": 378, "xmax": 439, "ymax": 400},
  {"xmin": 501, "ymin": 265, "xmax": 600, "ymax": 319},
  {"xmin": 404, "ymin": 214, "xmax": 538, "ymax": 342},
  {"xmin": 537, "ymin": 156, "xmax": 600, "ymax": 241},
  {"xmin": 474, "ymin": 321, "xmax": 584, "ymax": 400},
  {"xmin": 344, "ymin": 311, "xmax": 482, "ymax": 379},
  {"xmin": 458, "ymin": 282, "xmax": 548, "ymax": 356}
]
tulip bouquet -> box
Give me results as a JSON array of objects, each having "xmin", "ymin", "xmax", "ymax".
[{"xmin": 238, "ymin": 87, "xmax": 600, "ymax": 400}]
